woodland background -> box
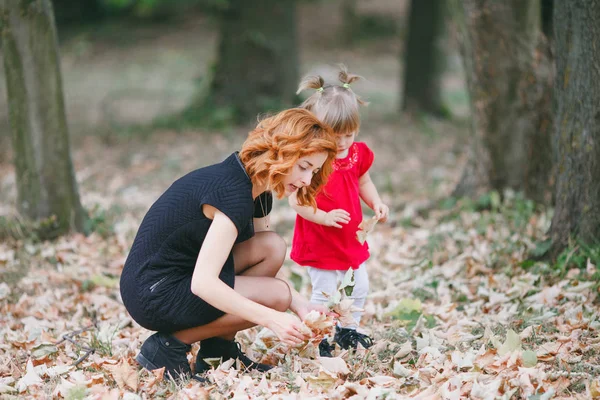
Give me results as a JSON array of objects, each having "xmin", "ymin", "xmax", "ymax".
[{"xmin": 0, "ymin": 0, "xmax": 599, "ymax": 398}]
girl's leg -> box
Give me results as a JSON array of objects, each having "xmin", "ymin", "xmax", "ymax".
[
  {"xmin": 306, "ymin": 267, "xmax": 339, "ymax": 306},
  {"xmin": 347, "ymin": 264, "xmax": 369, "ymax": 328}
]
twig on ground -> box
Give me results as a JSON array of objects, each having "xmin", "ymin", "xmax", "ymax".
[{"xmin": 55, "ymin": 325, "xmax": 97, "ymax": 366}]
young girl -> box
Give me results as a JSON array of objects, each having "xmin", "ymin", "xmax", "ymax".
[
  {"xmin": 289, "ymin": 67, "xmax": 389, "ymax": 356},
  {"xmin": 120, "ymin": 108, "xmax": 337, "ymax": 380}
]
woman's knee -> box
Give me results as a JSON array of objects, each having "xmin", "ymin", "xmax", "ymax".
[
  {"xmin": 270, "ymin": 278, "xmax": 292, "ymax": 312},
  {"xmin": 262, "ymin": 232, "xmax": 287, "ymax": 265}
]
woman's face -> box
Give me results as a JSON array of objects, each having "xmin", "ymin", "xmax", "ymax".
[{"xmin": 283, "ymin": 152, "xmax": 329, "ymax": 196}]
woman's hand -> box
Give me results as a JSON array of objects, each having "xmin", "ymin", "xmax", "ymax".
[
  {"xmin": 324, "ymin": 209, "xmax": 351, "ymax": 228},
  {"xmin": 266, "ymin": 311, "xmax": 310, "ymax": 346}
]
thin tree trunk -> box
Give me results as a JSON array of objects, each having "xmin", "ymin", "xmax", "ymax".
[
  {"xmin": 402, "ymin": 0, "xmax": 447, "ymax": 116},
  {"xmin": 548, "ymin": 0, "xmax": 600, "ymax": 258},
  {"xmin": 1, "ymin": 0, "xmax": 87, "ymax": 237},
  {"xmin": 197, "ymin": 0, "xmax": 298, "ymax": 124},
  {"xmin": 541, "ymin": 0, "xmax": 553, "ymax": 40},
  {"xmin": 450, "ymin": 0, "xmax": 553, "ymax": 204}
]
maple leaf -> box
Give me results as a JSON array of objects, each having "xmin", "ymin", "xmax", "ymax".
[
  {"xmin": 105, "ymin": 357, "xmax": 138, "ymax": 391},
  {"xmin": 356, "ymin": 216, "xmax": 378, "ymax": 244},
  {"xmin": 331, "ymin": 297, "xmax": 362, "ymax": 327},
  {"xmin": 306, "ymin": 368, "xmax": 338, "ymax": 389},
  {"xmin": 17, "ymin": 359, "xmax": 43, "ymax": 393}
]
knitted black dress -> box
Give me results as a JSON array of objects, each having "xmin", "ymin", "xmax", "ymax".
[{"xmin": 120, "ymin": 153, "xmax": 272, "ymax": 332}]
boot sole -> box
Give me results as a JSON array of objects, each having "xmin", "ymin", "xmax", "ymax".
[{"xmin": 136, "ymin": 352, "xmax": 159, "ymax": 371}]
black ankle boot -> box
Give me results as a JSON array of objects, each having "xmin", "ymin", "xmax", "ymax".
[
  {"xmin": 196, "ymin": 337, "xmax": 273, "ymax": 374},
  {"xmin": 319, "ymin": 338, "xmax": 335, "ymax": 357},
  {"xmin": 136, "ymin": 332, "xmax": 192, "ymax": 381},
  {"xmin": 334, "ymin": 327, "xmax": 374, "ymax": 350}
]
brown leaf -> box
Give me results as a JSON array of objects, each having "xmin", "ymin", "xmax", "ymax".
[{"xmin": 106, "ymin": 357, "xmax": 138, "ymax": 391}]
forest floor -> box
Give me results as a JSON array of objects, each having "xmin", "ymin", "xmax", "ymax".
[{"xmin": 1, "ymin": 2, "xmax": 599, "ymax": 399}]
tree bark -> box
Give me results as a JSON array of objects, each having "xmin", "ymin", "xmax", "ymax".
[
  {"xmin": 450, "ymin": 0, "xmax": 553, "ymax": 204},
  {"xmin": 198, "ymin": 0, "xmax": 298, "ymax": 124},
  {"xmin": 548, "ymin": 0, "xmax": 600, "ymax": 258},
  {"xmin": 0, "ymin": 0, "xmax": 87, "ymax": 237},
  {"xmin": 402, "ymin": 0, "xmax": 447, "ymax": 116}
]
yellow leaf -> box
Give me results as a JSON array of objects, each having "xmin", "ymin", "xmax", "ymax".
[
  {"xmin": 306, "ymin": 369, "xmax": 338, "ymax": 389},
  {"xmin": 522, "ymin": 350, "xmax": 537, "ymax": 367},
  {"xmin": 498, "ymin": 330, "xmax": 521, "ymax": 356}
]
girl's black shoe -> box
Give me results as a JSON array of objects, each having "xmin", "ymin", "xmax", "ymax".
[
  {"xmin": 136, "ymin": 332, "xmax": 192, "ymax": 381},
  {"xmin": 195, "ymin": 337, "xmax": 274, "ymax": 374},
  {"xmin": 334, "ymin": 327, "xmax": 374, "ymax": 350},
  {"xmin": 318, "ymin": 338, "xmax": 335, "ymax": 357}
]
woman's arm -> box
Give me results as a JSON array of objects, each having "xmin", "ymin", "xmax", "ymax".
[
  {"xmin": 253, "ymin": 216, "xmax": 271, "ymax": 232},
  {"xmin": 288, "ymin": 191, "xmax": 350, "ymax": 228},
  {"xmin": 191, "ymin": 206, "xmax": 306, "ymax": 345},
  {"xmin": 358, "ymin": 172, "xmax": 389, "ymax": 222}
]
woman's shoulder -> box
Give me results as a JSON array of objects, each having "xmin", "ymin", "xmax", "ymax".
[{"xmin": 176, "ymin": 154, "xmax": 250, "ymax": 188}]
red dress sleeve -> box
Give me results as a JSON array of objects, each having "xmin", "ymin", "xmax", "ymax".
[{"xmin": 357, "ymin": 142, "xmax": 374, "ymax": 177}]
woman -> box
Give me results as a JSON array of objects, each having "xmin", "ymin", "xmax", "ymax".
[{"xmin": 119, "ymin": 108, "xmax": 338, "ymax": 380}]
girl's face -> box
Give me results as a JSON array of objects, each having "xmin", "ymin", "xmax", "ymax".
[
  {"xmin": 336, "ymin": 131, "xmax": 356, "ymax": 158},
  {"xmin": 283, "ymin": 152, "xmax": 329, "ymax": 196}
]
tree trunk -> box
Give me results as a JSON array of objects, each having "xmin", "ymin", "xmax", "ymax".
[
  {"xmin": 450, "ymin": 0, "xmax": 553, "ymax": 204},
  {"xmin": 548, "ymin": 0, "xmax": 600, "ymax": 258},
  {"xmin": 199, "ymin": 0, "xmax": 298, "ymax": 124},
  {"xmin": 402, "ymin": 0, "xmax": 447, "ymax": 116},
  {"xmin": 52, "ymin": 0, "xmax": 104, "ymax": 26},
  {"xmin": 1, "ymin": 0, "xmax": 87, "ymax": 237},
  {"xmin": 541, "ymin": 0, "xmax": 553, "ymax": 40}
]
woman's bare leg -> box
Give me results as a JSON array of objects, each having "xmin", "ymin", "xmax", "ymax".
[
  {"xmin": 173, "ymin": 232, "xmax": 289, "ymax": 344},
  {"xmin": 232, "ymin": 231, "xmax": 287, "ymax": 277}
]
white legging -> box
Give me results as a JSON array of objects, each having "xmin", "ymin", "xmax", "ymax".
[{"xmin": 307, "ymin": 264, "xmax": 369, "ymax": 329}]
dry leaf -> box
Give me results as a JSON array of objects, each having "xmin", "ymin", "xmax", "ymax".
[
  {"xmin": 317, "ymin": 356, "xmax": 350, "ymax": 375},
  {"xmin": 106, "ymin": 357, "xmax": 138, "ymax": 391},
  {"xmin": 356, "ymin": 216, "xmax": 378, "ymax": 244}
]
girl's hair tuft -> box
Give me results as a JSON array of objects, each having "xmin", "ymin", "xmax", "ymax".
[
  {"xmin": 297, "ymin": 65, "xmax": 367, "ymax": 135},
  {"xmin": 296, "ymin": 75, "xmax": 325, "ymax": 95}
]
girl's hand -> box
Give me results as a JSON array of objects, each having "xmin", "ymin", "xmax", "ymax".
[
  {"xmin": 324, "ymin": 209, "xmax": 351, "ymax": 228},
  {"xmin": 373, "ymin": 202, "xmax": 389, "ymax": 223},
  {"xmin": 266, "ymin": 311, "xmax": 310, "ymax": 346},
  {"xmin": 295, "ymin": 302, "xmax": 336, "ymax": 321}
]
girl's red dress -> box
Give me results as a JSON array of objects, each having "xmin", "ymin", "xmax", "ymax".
[{"xmin": 291, "ymin": 142, "xmax": 374, "ymax": 270}]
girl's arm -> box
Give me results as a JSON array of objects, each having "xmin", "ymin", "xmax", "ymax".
[
  {"xmin": 288, "ymin": 191, "xmax": 350, "ymax": 228},
  {"xmin": 191, "ymin": 206, "xmax": 306, "ymax": 345},
  {"xmin": 358, "ymin": 171, "xmax": 389, "ymax": 222}
]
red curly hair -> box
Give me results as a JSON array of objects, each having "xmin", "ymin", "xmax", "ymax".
[{"xmin": 239, "ymin": 108, "xmax": 337, "ymax": 209}]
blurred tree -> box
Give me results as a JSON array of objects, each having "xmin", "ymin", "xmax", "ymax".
[
  {"xmin": 188, "ymin": 0, "xmax": 298, "ymax": 125},
  {"xmin": 52, "ymin": 0, "xmax": 105, "ymax": 25},
  {"xmin": 541, "ymin": 0, "xmax": 553, "ymax": 40},
  {"xmin": 449, "ymin": 0, "xmax": 553, "ymax": 204},
  {"xmin": 402, "ymin": 0, "xmax": 447, "ymax": 117},
  {"xmin": 0, "ymin": 0, "xmax": 87, "ymax": 238},
  {"xmin": 547, "ymin": 0, "xmax": 600, "ymax": 258}
]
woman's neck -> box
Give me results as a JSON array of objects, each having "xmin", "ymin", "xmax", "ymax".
[{"xmin": 252, "ymin": 182, "xmax": 268, "ymax": 199}]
